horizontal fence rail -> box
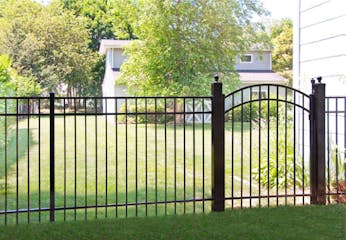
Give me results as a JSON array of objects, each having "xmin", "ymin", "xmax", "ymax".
[
  {"xmin": 325, "ymin": 96, "xmax": 346, "ymax": 203},
  {"xmin": 224, "ymin": 84, "xmax": 311, "ymax": 208},
  {"xmin": 0, "ymin": 79, "xmax": 344, "ymax": 225},
  {"xmin": 0, "ymin": 95, "xmax": 213, "ymax": 224}
]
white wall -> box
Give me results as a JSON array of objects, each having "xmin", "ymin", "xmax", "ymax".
[
  {"xmin": 294, "ymin": 0, "xmax": 346, "ymax": 95},
  {"xmin": 235, "ymin": 51, "xmax": 272, "ymax": 71},
  {"xmin": 293, "ymin": 0, "xmax": 346, "ymax": 166},
  {"xmin": 102, "ymin": 48, "xmax": 129, "ymax": 118}
]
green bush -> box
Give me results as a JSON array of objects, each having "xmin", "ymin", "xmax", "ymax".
[
  {"xmin": 253, "ymin": 154, "xmax": 308, "ymax": 190},
  {"xmin": 252, "ymin": 126, "xmax": 309, "ymax": 190},
  {"xmin": 0, "ymin": 55, "xmax": 41, "ymax": 158},
  {"xmin": 228, "ymin": 100, "xmax": 284, "ymax": 122},
  {"xmin": 118, "ymin": 103, "xmax": 174, "ymax": 124}
]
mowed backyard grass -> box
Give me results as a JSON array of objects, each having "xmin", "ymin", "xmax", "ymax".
[
  {"xmin": 0, "ymin": 205, "xmax": 344, "ymax": 240},
  {"xmin": 0, "ymin": 115, "xmax": 298, "ymax": 223}
]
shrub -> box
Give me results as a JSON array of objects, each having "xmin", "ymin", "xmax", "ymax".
[
  {"xmin": 118, "ymin": 103, "xmax": 174, "ymax": 124},
  {"xmin": 0, "ymin": 55, "xmax": 41, "ymax": 164},
  {"xmin": 252, "ymin": 126, "xmax": 309, "ymax": 190},
  {"xmin": 228, "ymin": 100, "xmax": 286, "ymax": 123},
  {"xmin": 253, "ymin": 154, "xmax": 308, "ymax": 189}
]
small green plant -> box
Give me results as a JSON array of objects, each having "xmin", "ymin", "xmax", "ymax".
[
  {"xmin": 330, "ymin": 145, "xmax": 346, "ymax": 181},
  {"xmin": 328, "ymin": 145, "xmax": 346, "ymax": 203},
  {"xmin": 252, "ymin": 126, "xmax": 309, "ymax": 190},
  {"xmin": 253, "ymin": 155, "xmax": 308, "ymax": 189}
]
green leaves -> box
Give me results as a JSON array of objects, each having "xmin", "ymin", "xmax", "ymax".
[
  {"xmin": 0, "ymin": 54, "xmax": 41, "ymax": 97},
  {"xmin": 0, "ymin": 0, "xmax": 96, "ymax": 95},
  {"xmin": 118, "ymin": 0, "xmax": 266, "ymax": 96},
  {"xmin": 270, "ymin": 18, "xmax": 293, "ymax": 85}
]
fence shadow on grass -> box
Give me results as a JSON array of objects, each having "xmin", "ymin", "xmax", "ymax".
[{"xmin": 0, "ymin": 129, "xmax": 36, "ymax": 181}]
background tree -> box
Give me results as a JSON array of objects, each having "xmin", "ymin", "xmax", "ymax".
[
  {"xmin": 0, "ymin": 0, "xmax": 96, "ymax": 96},
  {"xmin": 0, "ymin": 54, "xmax": 41, "ymax": 146},
  {"xmin": 59, "ymin": 0, "xmax": 117, "ymax": 51},
  {"xmin": 118, "ymin": 0, "xmax": 268, "ymax": 96},
  {"xmin": 59, "ymin": 0, "xmax": 137, "ymax": 96},
  {"xmin": 270, "ymin": 18, "xmax": 293, "ymax": 85},
  {"xmin": 0, "ymin": 55, "xmax": 41, "ymax": 97}
]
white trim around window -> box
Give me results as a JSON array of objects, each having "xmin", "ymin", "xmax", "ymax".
[{"xmin": 239, "ymin": 54, "xmax": 253, "ymax": 63}]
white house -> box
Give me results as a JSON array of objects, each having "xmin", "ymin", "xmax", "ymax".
[
  {"xmin": 293, "ymin": 0, "xmax": 346, "ymax": 165},
  {"xmin": 99, "ymin": 40, "xmax": 288, "ymax": 124},
  {"xmin": 99, "ymin": 40, "xmax": 287, "ymax": 100},
  {"xmin": 99, "ymin": 40, "xmax": 131, "ymax": 114},
  {"xmin": 293, "ymin": 0, "xmax": 346, "ymax": 95}
]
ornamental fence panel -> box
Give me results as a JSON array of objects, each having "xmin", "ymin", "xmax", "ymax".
[{"xmin": 0, "ymin": 77, "xmax": 344, "ymax": 224}]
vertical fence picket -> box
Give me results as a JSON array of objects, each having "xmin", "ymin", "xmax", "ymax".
[
  {"xmin": 0, "ymin": 77, "xmax": 341, "ymax": 224},
  {"xmin": 49, "ymin": 93, "xmax": 55, "ymax": 222}
]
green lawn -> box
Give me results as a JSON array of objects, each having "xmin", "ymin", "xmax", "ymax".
[
  {"xmin": 0, "ymin": 205, "xmax": 344, "ymax": 240},
  {"xmin": 0, "ymin": 115, "xmax": 307, "ymax": 223}
]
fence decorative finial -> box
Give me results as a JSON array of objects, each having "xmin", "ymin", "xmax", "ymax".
[
  {"xmin": 317, "ymin": 76, "xmax": 322, "ymax": 83},
  {"xmin": 214, "ymin": 74, "xmax": 219, "ymax": 82},
  {"xmin": 311, "ymin": 78, "xmax": 316, "ymax": 85}
]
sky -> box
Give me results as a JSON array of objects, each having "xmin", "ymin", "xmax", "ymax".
[{"xmin": 261, "ymin": 0, "xmax": 296, "ymax": 19}]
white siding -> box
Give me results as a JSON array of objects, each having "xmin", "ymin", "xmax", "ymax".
[
  {"xmin": 300, "ymin": 36, "xmax": 346, "ymax": 61},
  {"xmin": 300, "ymin": 0, "xmax": 327, "ymax": 10},
  {"xmin": 300, "ymin": 15, "xmax": 346, "ymax": 44},
  {"xmin": 294, "ymin": 0, "xmax": 346, "ymax": 95},
  {"xmin": 235, "ymin": 51, "xmax": 272, "ymax": 71},
  {"xmin": 103, "ymin": 48, "xmax": 129, "ymax": 118},
  {"xmin": 294, "ymin": 0, "xmax": 346, "ymax": 158},
  {"xmin": 300, "ymin": 0, "xmax": 345, "ymax": 27}
]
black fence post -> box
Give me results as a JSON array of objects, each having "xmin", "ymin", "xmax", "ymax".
[
  {"xmin": 211, "ymin": 75, "xmax": 225, "ymax": 211},
  {"xmin": 49, "ymin": 92, "xmax": 55, "ymax": 221},
  {"xmin": 310, "ymin": 77, "xmax": 326, "ymax": 205}
]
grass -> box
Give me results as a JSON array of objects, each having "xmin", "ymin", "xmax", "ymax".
[
  {"xmin": 0, "ymin": 115, "xmax": 309, "ymax": 223},
  {"xmin": 0, "ymin": 205, "xmax": 344, "ymax": 239}
]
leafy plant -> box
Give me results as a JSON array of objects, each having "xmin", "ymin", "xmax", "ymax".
[
  {"xmin": 253, "ymin": 154, "xmax": 308, "ymax": 189},
  {"xmin": 329, "ymin": 145, "xmax": 346, "ymax": 182},
  {"xmin": 0, "ymin": 54, "xmax": 40, "ymax": 150},
  {"xmin": 118, "ymin": 102, "xmax": 174, "ymax": 124},
  {"xmin": 118, "ymin": 0, "xmax": 267, "ymax": 96},
  {"xmin": 252, "ymin": 125, "xmax": 309, "ymax": 190},
  {"xmin": 228, "ymin": 96, "xmax": 290, "ymax": 123},
  {"xmin": 328, "ymin": 145, "xmax": 346, "ymax": 203}
]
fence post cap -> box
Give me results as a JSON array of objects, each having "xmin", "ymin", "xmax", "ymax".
[
  {"xmin": 316, "ymin": 76, "xmax": 322, "ymax": 83},
  {"xmin": 214, "ymin": 74, "xmax": 219, "ymax": 82}
]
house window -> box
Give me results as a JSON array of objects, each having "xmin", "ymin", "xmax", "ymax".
[
  {"xmin": 110, "ymin": 48, "xmax": 124, "ymax": 71},
  {"xmin": 240, "ymin": 54, "xmax": 253, "ymax": 63}
]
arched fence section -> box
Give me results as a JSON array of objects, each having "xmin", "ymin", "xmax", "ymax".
[
  {"xmin": 223, "ymin": 84, "xmax": 311, "ymax": 208},
  {"xmin": 0, "ymin": 77, "xmax": 344, "ymax": 224}
]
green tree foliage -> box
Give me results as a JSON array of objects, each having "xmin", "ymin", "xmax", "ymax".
[
  {"xmin": 58, "ymin": 0, "xmax": 137, "ymax": 96},
  {"xmin": 0, "ymin": 54, "xmax": 41, "ymax": 149},
  {"xmin": 270, "ymin": 18, "xmax": 293, "ymax": 85},
  {"xmin": 0, "ymin": 0, "xmax": 97, "ymax": 96},
  {"xmin": 118, "ymin": 0, "xmax": 267, "ymax": 96},
  {"xmin": 0, "ymin": 54, "xmax": 41, "ymax": 97},
  {"xmin": 112, "ymin": 0, "xmax": 138, "ymax": 40},
  {"xmin": 59, "ymin": 0, "xmax": 117, "ymax": 51}
]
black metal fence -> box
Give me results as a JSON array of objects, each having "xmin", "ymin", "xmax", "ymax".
[
  {"xmin": 0, "ymin": 77, "xmax": 344, "ymax": 224},
  {"xmin": 0, "ymin": 95, "xmax": 213, "ymax": 224},
  {"xmin": 325, "ymin": 96, "xmax": 346, "ymax": 203},
  {"xmin": 223, "ymin": 84, "xmax": 311, "ymax": 208}
]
